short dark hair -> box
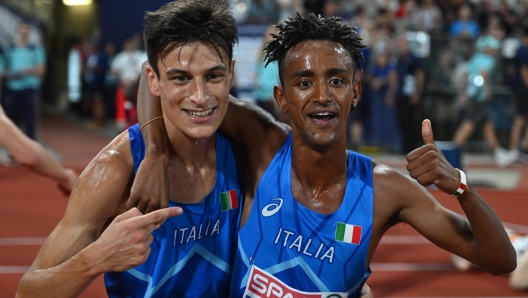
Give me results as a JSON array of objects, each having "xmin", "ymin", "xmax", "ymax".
[
  {"xmin": 264, "ymin": 13, "xmax": 365, "ymax": 86},
  {"xmin": 143, "ymin": 0, "xmax": 238, "ymax": 77}
]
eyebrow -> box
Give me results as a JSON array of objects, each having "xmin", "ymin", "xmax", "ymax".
[
  {"xmin": 326, "ymin": 67, "xmax": 350, "ymax": 76},
  {"xmin": 290, "ymin": 70, "xmax": 314, "ymax": 79},
  {"xmin": 165, "ymin": 65, "xmax": 228, "ymax": 76},
  {"xmin": 290, "ymin": 68, "xmax": 351, "ymax": 79}
]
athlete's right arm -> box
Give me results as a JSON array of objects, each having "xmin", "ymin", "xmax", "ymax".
[{"xmin": 16, "ymin": 132, "xmax": 181, "ymax": 297}]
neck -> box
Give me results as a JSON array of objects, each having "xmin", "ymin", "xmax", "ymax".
[
  {"xmin": 290, "ymin": 132, "xmax": 348, "ymax": 192},
  {"xmin": 167, "ymin": 127, "xmax": 216, "ymax": 171},
  {"xmin": 18, "ymin": 38, "xmax": 28, "ymax": 47}
]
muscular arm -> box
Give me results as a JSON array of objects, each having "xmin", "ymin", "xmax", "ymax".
[
  {"xmin": 0, "ymin": 106, "xmax": 77, "ymax": 193},
  {"xmin": 373, "ymin": 166, "xmax": 515, "ymax": 275},
  {"xmin": 17, "ymin": 133, "xmax": 136, "ymax": 297},
  {"xmin": 370, "ymin": 120, "xmax": 516, "ymax": 275}
]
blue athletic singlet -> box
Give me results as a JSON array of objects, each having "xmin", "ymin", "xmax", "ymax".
[
  {"xmin": 105, "ymin": 124, "xmax": 242, "ymax": 298},
  {"xmin": 231, "ymin": 133, "xmax": 373, "ymax": 298}
]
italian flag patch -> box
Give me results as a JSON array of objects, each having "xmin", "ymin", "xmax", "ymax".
[
  {"xmin": 335, "ymin": 222, "xmax": 362, "ymax": 244},
  {"xmin": 220, "ymin": 189, "xmax": 238, "ymax": 211}
]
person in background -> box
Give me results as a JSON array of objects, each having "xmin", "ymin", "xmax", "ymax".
[
  {"xmin": 502, "ymin": 25, "xmax": 528, "ymax": 166},
  {"xmin": 367, "ymin": 51, "xmax": 400, "ymax": 149},
  {"xmin": 1, "ymin": 20, "xmax": 45, "ymax": 141},
  {"xmin": 253, "ymin": 24, "xmax": 289, "ymax": 123},
  {"xmin": 449, "ymin": 5, "xmax": 480, "ymax": 39},
  {"xmin": 110, "ymin": 37, "xmax": 146, "ymax": 131},
  {"xmin": 451, "ymin": 35, "xmax": 507, "ymax": 167},
  {"xmin": 395, "ymin": 37, "xmax": 425, "ymax": 154}
]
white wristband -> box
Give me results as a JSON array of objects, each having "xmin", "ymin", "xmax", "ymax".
[{"xmin": 451, "ymin": 168, "xmax": 467, "ymax": 198}]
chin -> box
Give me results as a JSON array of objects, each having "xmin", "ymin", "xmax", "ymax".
[{"xmin": 185, "ymin": 126, "xmax": 218, "ymax": 140}]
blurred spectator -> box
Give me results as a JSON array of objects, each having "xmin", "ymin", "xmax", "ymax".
[
  {"xmin": 84, "ymin": 42, "xmax": 109, "ymax": 129},
  {"xmin": 451, "ymin": 35, "xmax": 507, "ymax": 166},
  {"xmin": 276, "ymin": 0, "xmax": 305, "ymax": 21},
  {"xmin": 497, "ymin": 0, "xmax": 517, "ymax": 36},
  {"xmin": 104, "ymin": 41, "xmax": 117, "ymax": 122},
  {"xmin": 304, "ymin": 0, "xmax": 326, "ymax": 15},
  {"xmin": 503, "ymin": 26, "xmax": 528, "ymax": 166},
  {"xmin": 110, "ymin": 36, "xmax": 146, "ymax": 131},
  {"xmin": 322, "ymin": 0, "xmax": 343, "ymax": 18},
  {"xmin": 367, "ymin": 52, "xmax": 400, "ymax": 148},
  {"xmin": 449, "ymin": 5, "xmax": 480, "ymax": 39},
  {"xmin": 347, "ymin": 46, "xmax": 371, "ymax": 148},
  {"xmin": 393, "ymin": 0, "xmax": 417, "ymax": 34},
  {"xmin": 395, "ymin": 37, "xmax": 425, "ymax": 153},
  {"xmin": 244, "ymin": 0, "xmax": 280, "ymax": 24},
  {"xmin": 1, "ymin": 21, "xmax": 46, "ymax": 141},
  {"xmin": 67, "ymin": 37, "xmax": 83, "ymax": 116},
  {"xmin": 253, "ymin": 25, "xmax": 281, "ymax": 119},
  {"xmin": 487, "ymin": 13, "xmax": 506, "ymax": 41},
  {"xmin": 412, "ymin": 0, "xmax": 443, "ymax": 33},
  {"xmin": 349, "ymin": 6, "xmax": 373, "ymax": 46}
]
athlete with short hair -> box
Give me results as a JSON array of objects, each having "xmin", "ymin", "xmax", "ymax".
[
  {"xmin": 136, "ymin": 13, "xmax": 516, "ymax": 297},
  {"xmin": 17, "ymin": 1, "xmax": 242, "ymax": 297}
]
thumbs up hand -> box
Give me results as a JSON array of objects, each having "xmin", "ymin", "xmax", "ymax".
[{"xmin": 406, "ymin": 119, "xmax": 461, "ymax": 195}]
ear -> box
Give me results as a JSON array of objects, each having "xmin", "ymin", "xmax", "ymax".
[
  {"xmin": 145, "ymin": 64, "xmax": 161, "ymax": 97},
  {"xmin": 229, "ymin": 59, "xmax": 236, "ymax": 89},
  {"xmin": 351, "ymin": 79, "xmax": 362, "ymax": 111},
  {"xmin": 274, "ymin": 84, "xmax": 289, "ymax": 113}
]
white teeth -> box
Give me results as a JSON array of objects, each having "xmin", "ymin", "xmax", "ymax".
[
  {"xmin": 315, "ymin": 112, "xmax": 332, "ymax": 116},
  {"xmin": 187, "ymin": 108, "xmax": 214, "ymax": 117}
]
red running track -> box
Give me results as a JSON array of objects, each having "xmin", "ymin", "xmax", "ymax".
[{"xmin": 0, "ymin": 116, "xmax": 527, "ymax": 297}]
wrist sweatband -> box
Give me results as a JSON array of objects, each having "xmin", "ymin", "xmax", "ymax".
[{"xmin": 451, "ymin": 168, "xmax": 467, "ymax": 198}]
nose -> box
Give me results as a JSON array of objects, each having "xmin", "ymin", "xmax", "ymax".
[
  {"xmin": 188, "ymin": 77, "xmax": 210, "ymax": 106},
  {"xmin": 313, "ymin": 80, "xmax": 332, "ymax": 105}
]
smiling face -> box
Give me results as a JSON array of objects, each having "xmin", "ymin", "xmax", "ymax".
[
  {"xmin": 274, "ymin": 40, "xmax": 360, "ymax": 148},
  {"xmin": 146, "ymin": 41, "xmax": 233, "ymax": 142}
]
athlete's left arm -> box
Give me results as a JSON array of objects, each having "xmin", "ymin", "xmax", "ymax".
[{"xmin": 375, "ymin": 120, "xmax": 516, "ymax": 275}]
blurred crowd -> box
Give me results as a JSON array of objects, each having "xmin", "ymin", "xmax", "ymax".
[
  {"xmin": 243, "ymin": 0, "xmax": 528, "ymax": 168},
  {"xmin": 2, "ymin": 0, "xmax": 528, "ymax": 167}
]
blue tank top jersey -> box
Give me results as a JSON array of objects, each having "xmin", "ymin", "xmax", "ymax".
[
  {"xmin": 231, "ymin": 133, "xmax": 373, "ymax": 298},
  {"xmin": 105, "ymin": 124, "xmax": 242, "ymax": 298}
]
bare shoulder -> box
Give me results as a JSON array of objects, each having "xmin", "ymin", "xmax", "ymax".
[
  {"xmin": 371, "ymin": 160, "xmax": 428, "ymax": 212},
  {"xmin": 64, "ymin": 130, "xmax": 134, "ymax": 224},
  {"xmin": 371, "ymin": 159, "xmax": 442, "ymax": 222}
]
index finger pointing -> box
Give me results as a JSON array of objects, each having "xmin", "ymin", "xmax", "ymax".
[
  {"xmin": 137, "ymin": 207, "xmax": 183, "ymax": 227},
  {"xmin": 422, "ymin": 119, "xmax": 435, "ymax": 146}
]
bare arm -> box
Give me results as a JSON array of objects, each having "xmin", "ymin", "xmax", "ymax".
[
  {"xmin": 380, "ymin": 120, "xmax": 516, "ymax": 275},
  {"xmin": 0, "ymin": 106, "xmax": 77, "ymax": 194},
  {"xmin": 16, "ymin": 132, "xmax": 182, "ymax": 297}
]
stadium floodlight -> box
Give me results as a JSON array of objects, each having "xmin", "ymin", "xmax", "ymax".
[{"xmin": 63, "ymin": 0, "xmax": 92, "ymax": 6}]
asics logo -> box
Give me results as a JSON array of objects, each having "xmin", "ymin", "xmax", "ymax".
[{"xmin": 261, "ymin": 198, "xmax": 283, "ymax": 217}]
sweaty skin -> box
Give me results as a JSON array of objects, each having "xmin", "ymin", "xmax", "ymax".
[{"xmin": 134, "ymin": 39, "xmax": 516, "ymax": 294}]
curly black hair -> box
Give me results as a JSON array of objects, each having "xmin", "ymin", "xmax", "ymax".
[
  {"xmin": 144, "ymin": 0, "xmax": 238, "ymax": 77},
  {"xmin": 264, "ymin": 13, "xmax": 365, "ymax": 86}
]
